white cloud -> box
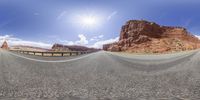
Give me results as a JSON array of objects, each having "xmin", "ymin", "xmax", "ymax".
[
  {"xmin": 90, "ymin": 37, "xmax": 119, "ymax": 48},
  {"xmin": 90, "ymin": 38, "xmax": 95, "ymax": 41},
  {"xmin": 1, "ymin": 34, "xmax": 120, "ymax": 49},
  {"xmin": 90, "ymin": 34, "xmax": 104, "ymax": 41},
  {"xmin": 183, "ymin": 19, "xmax": 192, "ymax": 27},
  {"xmin": 75, "ymin": 34, "xmax": 88, "ymax": 45},
  {"xmin": 0, "ymin": 35, "xmax": 11, "ymax": 40},
  {"xmin": 98, "ymin": 35, "xmax": 104, "ymax": 38},
  {"xmin": 195, "ymin": 35, "xmax": 200, "ymax": 40},
  {"xmin": 60, "ymin": 34, "xmax": 88, "ymax": 46},
  {"xmin": 60, "ymin": 34, "xmax": 118, "ymax": 49},
  {"xmin": 107, "ymin": 11, "xmax": 118, "ymax": 21},
  {"xmin": 57, "ymin": 11, "xmax": 66, "ymax": 20},
  {"xmin": 0, "ymin": 35, "xmax": 52, "ymax": 49}
]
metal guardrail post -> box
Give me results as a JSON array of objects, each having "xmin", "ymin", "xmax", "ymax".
[
  {"xmin": 61, "ymin": 53, "xmax": 64, "ymax": 56},
  {"xmin": 11, "ymin": 50, "xmax": 93, "ymax": 57},
  {"xmin": 70, "ymin": 52, "xmax": 72, "ymax": 56},
  {"xmin": 51, "ymin": 53, "xmax": 53, "ymax": 56}
]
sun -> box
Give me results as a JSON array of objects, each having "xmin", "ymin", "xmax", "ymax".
[
  {"xmin": 71, "ymin": 12, "xmax": 102, "ymax": 29},
  {"xmin": 78, "ymin": 14, "xmax": 100, "ymax": 28},
  {"xmin": 81, "ymin": 16, "xmax": 96, "ymax": 26},
  {"xmin": 72, "ymin": 14, "xmax": 101, "ymax": 29}
]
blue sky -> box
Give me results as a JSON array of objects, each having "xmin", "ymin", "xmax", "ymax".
[{"xmin": 0, "ymin": 0, "xmax": 200, "ymax": 48}]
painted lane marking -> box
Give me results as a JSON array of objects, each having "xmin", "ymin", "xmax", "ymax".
[{"xmin": 8, "ymin": 52, "xmax": 95, "ymax": 63}]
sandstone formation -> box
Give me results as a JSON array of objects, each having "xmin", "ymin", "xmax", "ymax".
[
  {"xmin": 52, "ymin": 44, "xmax": 100, "ymax": 52},
  {"xmin": 9, "ymin": 45, "xmax": 49, "ymax": 51},
  {"xmin": 1, "ymin": 41, "xmax": 9, "ymax": 50},
  {"xmin": 103, "ymin": 20, "xmax": 200, "ymax": 53}
]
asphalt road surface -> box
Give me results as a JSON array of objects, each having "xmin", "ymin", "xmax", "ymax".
[{"xmin": 0, "ymin": 49, "xmax": 200, "ymax": 100}]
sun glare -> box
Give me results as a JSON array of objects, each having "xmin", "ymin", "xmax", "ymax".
[
  {"xmin": 80, "ymin": 15, "xmax": 99, "ymax": 28},
  {"xmin": 71, "ymin": 12, "xmax": 103, "ymax": 29},
  {"xmin": 81, "ymin": 16, "xmax": 96, "ymax": 26},
  {"xmin": 76, "ymin": 14, "xmax": 100, "ymax": 29}
]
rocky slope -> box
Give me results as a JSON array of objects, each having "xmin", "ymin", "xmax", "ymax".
[
  {"xmin": 52, "ymin": 44, "xmax": 100, "ymax": 52},
  {"xmin": 9, "ymin": 44, "xmax": 100, "ymax": 52},
  {"xmin": 9, "ymin": 45, "xmax": 49, "ymax": 51},
  {"xmin": 103, "ymin": 20, "xmax": 200, "ymax": 53},
  {"xmin": 1, "ymin": 41, "xmax": 9, "ymax": 49}
]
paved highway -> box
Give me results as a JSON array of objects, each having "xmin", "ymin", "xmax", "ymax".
[{"xmin": 0, "ymin": 49, "xmax": 200, "ymax": 100}]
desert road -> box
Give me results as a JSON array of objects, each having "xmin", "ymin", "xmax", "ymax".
[{"xmin": 0, "ymin": 49, "xmax": 200, "ymax": 100}]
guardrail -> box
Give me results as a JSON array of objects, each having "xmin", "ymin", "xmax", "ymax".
[{"xmin": 9, "ymin": 50, "xmax": 90, "ymax": 57}]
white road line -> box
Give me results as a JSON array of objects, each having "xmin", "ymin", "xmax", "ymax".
[{"xmin": 8, "ymin": 52, "xmax": 95, "ymax": 63}]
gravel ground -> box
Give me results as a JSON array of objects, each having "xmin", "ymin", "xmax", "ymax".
[{"xmin": 0, "ymin": 49, "xmax": 200, "ymax": 100}]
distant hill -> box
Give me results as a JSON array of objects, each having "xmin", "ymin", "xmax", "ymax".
[
  {"xmin": 52, "ymin": 44, "xmax": 100, "ymax": 52},
  {"xmin": 1, "ymin": 41, "xmax": 9, "ymax": 50},
  {"xmin": 103, "ymin": 20, "xmax": 200, "ymax": 53},
  {"xmin": 10, "ymin": 45, "xmax": 50, "ymax": 51},
  {"xmin": 8, "ymin": 44, "xmax": 100, "ymax": 52}
]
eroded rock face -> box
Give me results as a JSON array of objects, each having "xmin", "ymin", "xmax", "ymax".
[
  {"xmin": 103, "ymin": 43, "xmax": 114, "ymax": 51},
  {"xmin": 52, "ymin": 44, "xmax": 100, "ymax": 52},
  {"xmin": 103, "ymin": 20, "xmax": 200, "ymax": 53},
  {"xmin": 108, "ymin": 45, "xmax": 121, "ymax": 52},
  {"xmin": 120, "ymin": 20, "xmax": 163, "ymax": 40},
  {"xmin": 1, "ymin": 41, "xmax": 9, "ymax": 50}
]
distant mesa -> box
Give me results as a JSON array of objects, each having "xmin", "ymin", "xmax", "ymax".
[
  {"xmin": 10, "ymin": 45, "xmax": 49, "ymax": 51},
  {"xmin": 1, "ymin": 40, "xmax": 9, "ymax": 50},
  {"xmin": 9, "ymin": 43, "xmax": 100, "ymax": 52},
  {"xmin": 52, "ymin": 44, "xmax": 100, "ymax": 52},
  {"xmin": 103, "ymin": 20, "xmax": 200, "ymax": 53}
]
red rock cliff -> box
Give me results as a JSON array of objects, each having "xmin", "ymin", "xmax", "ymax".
[{"xmin": 103, "ymin": 20, "xmax": 200, "ymax": 53}]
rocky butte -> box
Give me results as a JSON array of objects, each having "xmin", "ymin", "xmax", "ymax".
[
  {"xmin": 1, "ymin": 40, "xmax": 9, "ymax": 50},
  {"xmin": 9, "ymin": 45, "xmax": 49, "ymax": 51},
  {"xmin": 52, "ymin": 44, "xmax": 100, "ymax": 52},
  {"xmin": 103, "ymin": 20, "xmax": 200, "ymax": 53}
]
